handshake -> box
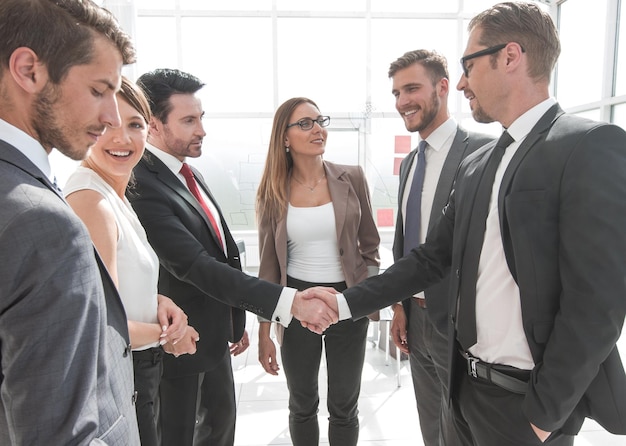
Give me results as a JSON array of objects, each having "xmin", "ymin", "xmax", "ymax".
[{"xmin": 291, "ymin": 286, "xmax": 342, "ymax": 334}]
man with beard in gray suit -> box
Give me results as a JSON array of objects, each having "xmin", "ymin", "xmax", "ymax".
[
  {"xmin": 388, "ymin": 49, "xmax": 493, "ymax": 446},
  {"xmin": 0, "ymin": 1, "xmax": 142, "ymax": 444}
]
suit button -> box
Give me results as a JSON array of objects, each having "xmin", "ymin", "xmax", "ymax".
[
  {"xmin": 132, "ymin": 391, "xmax": 138, "ymax": 405},
  {"xmin": 339, "ymin": 249, "xmax": 344, "ymax": 256},
  {"xmin": 276, "ymin": 316, "xmax": 281, "ymax": 323},
  {"xmin": 123, "ymin": 343, "xmax": 131, "ymax": 357},
  {"xmin": 455, "ymin": 268, "xmax": 460, "ymax": 278}
]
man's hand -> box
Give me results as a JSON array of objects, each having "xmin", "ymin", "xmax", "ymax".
[
  {"xmin": 157, "ymin": 294, "xmax": 188, "ymax": 345},
  {"xmin": 291, "ymin": 287, "xmax": 339, "ymax": 334},
  {"xmin": 390, "ymin": 304, "xmax": 409, "ymax": 354},
  {"xmin": 530, "ymin": 423, "xmax": 551, "ymax": 443},
  {"xmin": 163, "ymin": 325, "xmax": 199, "ymax": 357},
  {"xmin": 229, "ymin": 330, "xmax": 250, "ymax": 356}
]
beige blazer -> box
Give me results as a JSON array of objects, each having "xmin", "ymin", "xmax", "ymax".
[{"xmin": 257, "ymin": 161, "xmax": 380, "ymax": 337}]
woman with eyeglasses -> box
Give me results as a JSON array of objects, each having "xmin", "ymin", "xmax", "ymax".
[
  {"xmin": 256, "ymin": 97, "xmax": 380, "ymax": 446},
  {"xmin": 64, "ymin": 76, "xmax": 200, "ymax": 446}
]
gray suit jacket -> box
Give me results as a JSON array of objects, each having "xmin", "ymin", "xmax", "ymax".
[
  {"xmin": 392, "ymin": 127, "xmax": 493, "ymax": 334},
  {"xmin": 0, "ymin": 140, "xmax": 139, "ymax": 445}
]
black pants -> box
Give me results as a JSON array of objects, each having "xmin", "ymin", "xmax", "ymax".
[
  {"xmin": 159, "ymin": 349, "xmax": 236, "ymax": 446},
  {"xmin": 281, "ymin": 276, "xmax": 369, "ymax": 446},
  {"xmin": 451, "ymin": 351, "xmax": 575, "ymax": 446},
  {"xmin": 132, "ymin": 347, "xmax": 164, "ymax": 446}
]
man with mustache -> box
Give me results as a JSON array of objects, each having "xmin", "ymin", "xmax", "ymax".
[{"xmin": 129, "ymin": 68, "xmax": 338, "ymax": 446}]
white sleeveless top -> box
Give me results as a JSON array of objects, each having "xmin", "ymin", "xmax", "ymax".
[
  {"xmin": 64, "ymin": 167, "xmax": 159, "ymax": 350},
  {"xmin": 286, "ymin": 202, "xmax": 345, "ymax": 283}
]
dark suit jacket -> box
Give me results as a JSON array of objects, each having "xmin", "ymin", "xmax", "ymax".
[
  {"xmin": 342, "ymin": 104, "xmax": 626, "ymax": 435},
  {"xmin": 392, "ymin": 126, "xmax": 493, "ymax": 334},
  {"xmin": 0, "ymin": 140, "xmax": 139, "ymax": 445},
  {"xmin": 129, "ymin": 150, "xmax": 285, "ymax": 377}
]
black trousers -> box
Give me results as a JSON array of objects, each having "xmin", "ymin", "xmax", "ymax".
[
  {"xmin": 451, "ymin": 351, "xmax": 575, "ymax": 446},
  {"xmin": 132, "ymin": 346, "xmax": 164, "ymax": 446},
  {"xmin": 281, "ymin": 276, "xmax": 369, "ymax": 446},
  {"xmin": 159, "ymin": 349, "xmax": 236, "ymax": 446}
]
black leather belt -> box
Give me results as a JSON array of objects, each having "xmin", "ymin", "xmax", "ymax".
[{"xmin": 459, "ymin": 350, "xmax": 529, "ymax": 394}]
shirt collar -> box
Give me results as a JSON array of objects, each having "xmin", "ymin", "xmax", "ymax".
[
  {"xmin": 422, "ymin": 117, "xmax": 457, "ymax": 152},
  {"xmin": 0, "ymin": 118, "xmax": 53, "ymax": 180},
  {"xmin": 146, "ymin": 142, "xmax": 185, "ymax": 175},
  {"xmin": 506, "ymin": 97, "xmax": 557, "ymax": 144}
]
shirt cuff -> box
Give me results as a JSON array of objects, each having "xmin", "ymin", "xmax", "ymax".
[
  {"xmin": 271, "ymin": 287, "xmax": 296, "ymax": 327},
  {"xmin": 336, "ymin": 293, "xmax": 353, "ymax": 320}
]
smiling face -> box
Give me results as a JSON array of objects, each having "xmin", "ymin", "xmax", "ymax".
[
  {"xmin": 284, "ymin": 102, "xmax": 327, "ymax": 158},
  {"xmin": 391, "ymin": 62, "xmax": 446, "ymax": 135},
  {"xmin": 83, "ymin": 96, "xmax": 147, "ymax": 189},
  {"xmin": 32, "ymin": 35, "xmax": 124, "ymax": 160}
]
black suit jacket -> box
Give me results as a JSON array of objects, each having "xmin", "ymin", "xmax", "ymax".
[
  {"xmin": 393, "ymin": 126, "xmax": 493, "ymax": 334},
  {"xmin": 343, "ymin": 104, "xmax": 626, "ymax": 435},
  {"xmin": 129, "ymin": 150, "xmax": 285, "ymax": 377}
]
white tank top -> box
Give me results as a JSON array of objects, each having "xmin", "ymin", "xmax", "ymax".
[
  {"xmin": 286, "ymin": 202, "xmax": 345, "ymax": 283},
  {"xmin": 64, "ymin": 167, "xmax": 159, "ymax": 350}
]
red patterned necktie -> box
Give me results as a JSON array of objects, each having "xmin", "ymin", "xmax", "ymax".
[{"xmin": 180, "ymin": 163, "xmax": 224, "ymax": 250}]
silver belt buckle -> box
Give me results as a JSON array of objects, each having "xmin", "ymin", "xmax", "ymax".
[{"xmin": 465, "ymin": 353, "xmax": 479, "ymax": 378}]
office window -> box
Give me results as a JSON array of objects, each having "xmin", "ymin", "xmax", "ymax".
[
  {"xmin": 135, "ymin": 17, "xmax": 178, "ymax": 75},
  {"xmin": 181, "ymin": 17, "xmax": 274, "ymax": 112},
  {"xmin": 371, "ymin": 19, "xmax": 459, "ymax": 114},
  {"xmin": 371, "ymin": 0, "xmax": 458, "ymax": 13},
  {"xmin": 556, "ymin": 0, "xmax": 608, "ymax": 108},
  {"xmin": 276, "ymin": 0, "xmax": 365, "ymax": 12},
  {"xmin": 277, "ymin": 18, "xmax": 366, "ymax": 110},
  {"xmin": 180, "ymin": 0, "xmax": 272, "ymax": 10},
  {"xmin": 612, "ymin": 103, "xmax": 626, "ymax": 127},
  {"xmin": 614, "ymin": 1, "xmax": 626, "ymax": 96}
]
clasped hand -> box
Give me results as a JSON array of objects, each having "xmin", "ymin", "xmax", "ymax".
[
  {"xmin": 157, "ymin": 294, "xmax": 199, "ymax": 356},
  {"xmin": 291, "ymin": 286, "xmax": 340, "ymax": 334}
]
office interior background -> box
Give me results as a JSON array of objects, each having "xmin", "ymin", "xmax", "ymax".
[
  {"xmin": 47, "ymin": 2, "xmax": 626, "ymax": 444},
  {"xmin": 52, "ymin": 0, "xmax": 626, "ymax": 270}
]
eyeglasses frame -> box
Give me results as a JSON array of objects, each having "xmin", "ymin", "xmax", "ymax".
[
  {"xmin": 460, "ymin": 42, "xmax": 525, "ymax": 77},
  {"xmin": 286, "ymin": 116, "xmax": 331, "ymax": 131}
]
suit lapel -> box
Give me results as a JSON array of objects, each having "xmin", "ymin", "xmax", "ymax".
[
  {"xmin": 497, "ymin": 104, "xmax": 564, "ymax": 281},
  {"xmin": 326, "ymin": 162, "xmax": 349, "ymax": 241},
  {"xmin": 429, "ymin": 128, "xmax": 468, "ymax": 231},
  {"xmin": 143, "ymin": 151, "xmax": 226, "ymax": 250},
  {"xmin": 398, "ymin": 149, "xmax": 417, "ymax": 203},
  {"xmin": 0, "ymin": 140, "xmax": 65, "ymax": 201}
]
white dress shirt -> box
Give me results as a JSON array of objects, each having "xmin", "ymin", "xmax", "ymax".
[
  {"xmin": 402, "ymin": 118, "xmax": 456, "ymax": 299},
  {"xmin": 472, "ymin": 97, "xmax": 557, "ymax": 369},
  {"xmin": 0, "ymin": 118, "xmax": 55, "ymax": 184}
]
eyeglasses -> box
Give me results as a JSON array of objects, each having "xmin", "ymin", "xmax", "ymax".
[
  {"xmin": 460, "ymin": 43, "xmax": 525, "ymax": 77},
  {"xmin": 286, "ymin": 116, "xmax": 330, "ymax": 131}
]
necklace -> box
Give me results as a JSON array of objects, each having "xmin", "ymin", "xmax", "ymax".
[{"xmin": 292, "ymin": 173, "xmax": 326, "ymax": 192}]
